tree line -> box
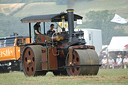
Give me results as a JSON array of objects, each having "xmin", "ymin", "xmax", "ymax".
[
  {"xmin": 81, "ymin": 10, "xmax": 128, "ymax": 45},
  {"xmin": 0, "ymin": 13, "xmax": 28, "ymax": 37}
]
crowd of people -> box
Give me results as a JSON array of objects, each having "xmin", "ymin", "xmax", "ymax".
[{"xmin": 100, "ymin": 52, "xmax": 128, "ymax": 69}]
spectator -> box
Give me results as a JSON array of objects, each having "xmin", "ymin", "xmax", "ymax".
[
  {"xmin": 108, "ymin": 57, "xmax": 115, "ymax": 69},
  {"xmin": 99, "ymin": 52, "xmax": 107, "ymax": 64},
  {"xmin": 101, "ymin": 55, "xmax": 108, "ymax": 69},
  {"xmin": 123, "ymin": 55, "xmax": 128, "ymax": 69},
  {"xmin": 47, "ymin": 24, "xmax": 55, "ymax": 37},
  {"xmin": 116, "ymin": 55, "xmax": 122, "ymax": 68}
]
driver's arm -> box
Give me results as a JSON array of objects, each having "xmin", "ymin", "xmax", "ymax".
[{"xmin": 35, "ymin": 30, "xmax": 40, "ymax": 34}]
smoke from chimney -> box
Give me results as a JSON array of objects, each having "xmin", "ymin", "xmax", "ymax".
[{"xmin": 67, "ymin": 0, "xmax": 78, "ymax": 9}]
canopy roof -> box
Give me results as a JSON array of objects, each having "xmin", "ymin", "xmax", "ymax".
[
  {"xmin": 21, "ymin": 13, "xmax": 83, "ymax": 23},
  {"xmin": 108, "ymin": 36, "xmax": 128, "ymax": 52}
]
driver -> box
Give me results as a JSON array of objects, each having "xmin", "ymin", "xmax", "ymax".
[{"xmin": 34, "ymin": 22, "xmax": 41, "ymax": 40}]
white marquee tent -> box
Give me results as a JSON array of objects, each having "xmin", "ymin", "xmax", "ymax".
[{"xmin": 108, "ymin": 36, "xmax": 128, "ymax": 52}]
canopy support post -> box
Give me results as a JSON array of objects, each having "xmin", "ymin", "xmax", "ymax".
[
  {"xmin": 43, "ymin": 22, "xmax": 45, "ymax": 34},
  {"xmin": 29, "ymin": 23, "xmax": 31, "ymax": 43}
]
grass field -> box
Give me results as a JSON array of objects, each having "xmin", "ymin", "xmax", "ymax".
[
  {"xmin": 0, "ymin": 3, "xmax": 25, "ymax": 15},
  {"xmin": 0, "ymin": 69, "xmax": 128, "ymax": 85}
]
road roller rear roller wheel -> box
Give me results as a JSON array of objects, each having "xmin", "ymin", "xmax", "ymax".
[
  {"xmin": 22, "ymin": 45, "xmax": 46, "ymax": 76},
  {"xmin": 66, "ymin": 49, "xmax": 100, "ymax": 76}
]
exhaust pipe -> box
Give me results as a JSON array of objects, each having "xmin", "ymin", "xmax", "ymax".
[{"xmin": 67, "ymin": 9, "xmax": 74, "ymax": 44}]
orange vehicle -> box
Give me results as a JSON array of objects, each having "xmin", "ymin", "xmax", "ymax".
[{"xmin": 0, "ymin": 34, "xmax": 31, "ymax": 72}]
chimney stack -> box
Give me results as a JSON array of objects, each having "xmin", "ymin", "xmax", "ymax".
[{"xmin": 67, "ymin": 9, "xmax": 74, "ymax": 43}]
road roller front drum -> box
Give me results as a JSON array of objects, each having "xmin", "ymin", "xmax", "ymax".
[{"xmin": 65, "ymin": 49, "xmax": 100, "ymax": 76}]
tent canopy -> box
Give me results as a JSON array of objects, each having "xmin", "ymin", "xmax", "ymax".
[{"xmin": 108, "ymin": 36, "xmax": 128, "ymax": 52}]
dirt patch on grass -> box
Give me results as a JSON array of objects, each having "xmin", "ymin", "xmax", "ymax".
[
  {"xmin": 60, "ymin": 76, "xmax": 128, "ymax": 82},
  {"xmin": 119, "ymin": 76, "xmax": 128, "ymax": 79},
  {"xmin": 60, "ymin": 76, "xmax": 107, "ymax": 80},
  {"xmin": 116, "ymin": 76, "xmax": 128, "ymax": 81}
]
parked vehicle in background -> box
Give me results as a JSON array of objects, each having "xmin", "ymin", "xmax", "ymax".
[
  {"xmin": 0, "ymin": 34, "xmax": 31, "ymax": 72},
  {"xmin": 75, "ymin": 29, "xmax": 102, "ymax": 55}
]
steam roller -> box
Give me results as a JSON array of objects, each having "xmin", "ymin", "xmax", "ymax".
[{"xmin": 20, "ymin": 9, "xmax": 100, "ymax": 76}]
